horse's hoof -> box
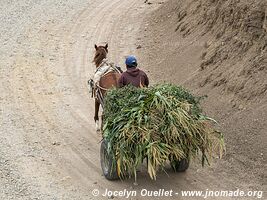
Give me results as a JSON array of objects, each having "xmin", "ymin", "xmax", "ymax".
[{"xmin": 95, "ymin": 120, "xmax": 100, "ymax": 132}]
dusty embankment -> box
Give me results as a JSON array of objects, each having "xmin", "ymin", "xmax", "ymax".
[{"xmin": 138, "ymin": 0, "xmax": 266, "ymax": 193}]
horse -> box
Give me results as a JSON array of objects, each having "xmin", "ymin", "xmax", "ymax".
[{"xmin": 92, "ymin": 44, "xmax": 121, "ymax": 131}]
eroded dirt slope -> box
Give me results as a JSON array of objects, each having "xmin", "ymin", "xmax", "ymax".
[{"xmin": 138, "ymin": 0, "xmax": 266, "ymax": 193}]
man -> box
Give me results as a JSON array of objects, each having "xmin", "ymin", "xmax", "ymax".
[{"xmin": 118, "ymin": 55, "xmax": 149, "ymax": 88}]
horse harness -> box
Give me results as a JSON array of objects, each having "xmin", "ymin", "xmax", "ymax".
[{"xmin": 88, "ymin": 60, "xmax": 122, "ymax": 107}]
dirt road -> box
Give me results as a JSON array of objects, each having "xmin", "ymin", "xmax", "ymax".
[{"xmin": 0, "ymin": 0, "xmax": 264, "ymax": 199}]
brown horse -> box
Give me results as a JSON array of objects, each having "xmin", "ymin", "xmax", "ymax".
[{"xmin": 93, "ymin": 44, "xmax": 121, "ymax": 131}]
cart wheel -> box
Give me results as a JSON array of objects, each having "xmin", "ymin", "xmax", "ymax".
[
  {"xmin": 171, "ymin": 158, "xmax": 189, "ymax": 172},
  {"xmin": 100, "ymin": 140, "xmax": 119, "ymax": 180}
]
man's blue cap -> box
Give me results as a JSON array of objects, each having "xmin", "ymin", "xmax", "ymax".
[{"xmin": 125, "ymin": 55, "xmax": 137, "ymax": 67}]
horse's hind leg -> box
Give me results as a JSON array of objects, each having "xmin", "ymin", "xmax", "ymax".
[{"xmin": 94, "ymin": 100, "xmax": 100, "ymax": 132}]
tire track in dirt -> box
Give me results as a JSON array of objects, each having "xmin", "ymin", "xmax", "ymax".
[
  {"xmin": 58, "ymin": 0, "xmax": 129, "ymax": 180},
  {"xmin": 62, "ymin": 0, "xmax": 123, "ymax": 138},
  {"xmin": 6, "ymin": 1, "xmax": 111, "ymax": 195},
  {"xmin": 13, "ymin": 0, "xmax": 150, "ymax": 193},
  {"xmin": 58, "ymin": 0, "xmax": 142, "ymax": 191}
]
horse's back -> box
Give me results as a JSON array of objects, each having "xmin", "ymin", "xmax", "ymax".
[{"xmin": 99, "ymin": 72, "xmax": 121, "ymax": 91}]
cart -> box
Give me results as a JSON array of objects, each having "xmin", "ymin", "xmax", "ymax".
[{"xmin": 100, "ymin": 138, "xmax": 190, "ymax": 180}]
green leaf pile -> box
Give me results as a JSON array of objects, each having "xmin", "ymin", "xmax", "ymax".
[{"xmin": 103, "ymin": 84, "xmax": 224, "ymax": 180}]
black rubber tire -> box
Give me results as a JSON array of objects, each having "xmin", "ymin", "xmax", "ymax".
[
  {"xmin": 100, "ymin": 140, "xmax": 119, "ymax": 180},
  {"xmin": 171, "ymin": 158, "xmax": 190, "ymax": 172}
]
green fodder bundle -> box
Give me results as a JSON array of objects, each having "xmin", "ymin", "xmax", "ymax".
[{"xmin": 103, "ymin": 84, "xmax": 225, "ymax": 180}]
